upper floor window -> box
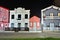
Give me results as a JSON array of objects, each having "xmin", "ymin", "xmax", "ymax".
[
  {"xmin": 18, "ymin": 14, "xmax": 21, "ymax": 20},
  {"xmin": 58, "ymin": 13, "xmax": 60, "ymax": 17},
  {"xmin": 50, "ymin": 13, "xmax": 53, "ymax": 16},
  {"xmin": 25, "ymin": 14, "xmax": 28, "ymax": 19},
  {"xmin": 11, "ymin": 15, "xmax": 14, "ymax": 19}
]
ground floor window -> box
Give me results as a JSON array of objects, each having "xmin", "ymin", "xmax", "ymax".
[
  {"xmin": 11, "ymin": 23, "xmax": 14, "ymax": 27},
  {"xmin": 18, "ymin": 23, "xmax": 21, "ymax": 27},
  {"xmin": 25, "ymin": 23, "xmax": 28, "ymax": 27}
]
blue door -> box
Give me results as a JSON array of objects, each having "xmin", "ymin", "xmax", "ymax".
[{"xmin": 50, "ymin": 23, "xmax": 54, "ymax": 31}]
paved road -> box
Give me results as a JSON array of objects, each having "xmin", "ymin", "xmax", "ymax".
[{"xmin": 0, "ymin": 31, "xmax": 60, "ymax": 38}]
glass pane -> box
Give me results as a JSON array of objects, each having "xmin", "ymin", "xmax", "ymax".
[
  {"xmin": 58, "ymin": 13, "xmax": 60, "ymax": 16},
  {"xmin": 18, "ymin": 23, "xmax": 21, "ymax": 27},
  {"xmin": 50, "ymin": 13, "xmax": 53, "ymax": 16},
  {"xmin": 25, "ymin": 23, "xmax": 28, "ymax": 27},
  {"xmin": 11, "ymin": 23, "xmax": 14, "ymax": 27},
  {"xmin": 37, "ymin": 22, "xmax": 39, "ymax": 26},
  {"xmin": 11, "ymin": 15, "xmax": 14, "ymax": 19},
  {"xmin": 18, "ymin": 14, "xmax": 21, "ymax": 20},
  {"xmin": 25, "ymin": 14, "xmax": 28, "ymax": 19}
]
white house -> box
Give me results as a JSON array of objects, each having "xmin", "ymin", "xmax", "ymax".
[{"xmin": 9, "ymin": 7, "xmax": 30, "ymax": 31}]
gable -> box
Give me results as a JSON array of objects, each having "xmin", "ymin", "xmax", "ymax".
[
  {"xmin": 41, "ymin": 5, "xmax": 60, "ymax": 12},
  {"xmin": 30, "ymin": 16, "xmax": 40, "ymax": 22}
]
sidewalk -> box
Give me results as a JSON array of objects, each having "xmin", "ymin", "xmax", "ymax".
[{"xmin": 0, "ymin": 31, "xmax": 42, "ymax": 33}]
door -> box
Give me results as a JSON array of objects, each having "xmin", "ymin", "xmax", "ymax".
[
  {"xmin": 50, "ymin": 23, "xmax": 54, "ymax": 31},
  {"xmin": 33, "ymin": 22, "xmax": 36, "ymax": 31}
]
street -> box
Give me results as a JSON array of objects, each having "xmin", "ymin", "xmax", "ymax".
[{"xmin": 0, "ymin": 31, "xmax": 60, "ymax": 38}]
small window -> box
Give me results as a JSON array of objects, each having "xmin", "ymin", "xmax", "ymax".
[
  {"xmin": 18, "ymin": 23, "xmax": 21, "ymax": 27},
  {"xmin": 50, "ymin": 13, "xmax": 53, "ymax": 16},
  {"xmin": 11, "ymin": 15, "xmax": 14, "ymax": 19},
  {"xmin": 18, "ymin": 14, "xmax": 21, "ymax": 20},
  {"xmin": 11, "ymin": 23, "xmax": 14, "ymax": 27},
  {"xmin": 59, "ymin": 23, "xmax": 60, "ymax": 26},
  {"xmin": 25, "ymin": 23, "xmax": 28, "ymax": 27},
  {"xmin": 43, "ymin": 13, "xmax": 46, "ymax": 18},
  {"xmin": 58, "ymin": 13, "xmax": 60, "ymax": 17},
  {"xmin": 25, "ymin": 14, "xmax": 28, "ymax": 19}
]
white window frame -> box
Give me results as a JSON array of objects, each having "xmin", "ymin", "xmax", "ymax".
[{"xmin": 37, "ymin": 22, "xmax": 40, "ymax": 26}]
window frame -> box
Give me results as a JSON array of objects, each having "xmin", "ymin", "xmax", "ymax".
[
  {"xmin": 25, "ymin": 23, "xmax": 28, "ymax": 27},
  {"xmin": 11, "ymin": 15, "xmax": 14, "ymax": 19},
  {"xmin": 25, "ymin": 14, "xmax": 28, "ymax": 19},
  {"xmin": 18, "ymin": 14, "xmax": 21, "ymax": 20},
  {"xmin": 11, "ymin": 23, "xmax": 14, "ymax": 27}
]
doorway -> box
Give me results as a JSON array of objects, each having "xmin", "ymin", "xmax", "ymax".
[
  {"xmin": 50, "ymin": 23, "xmax": 54, "ymax": 31},
  {"xmin": 33, "ymin": 22, "xmax": 36, "ymax": 31}
]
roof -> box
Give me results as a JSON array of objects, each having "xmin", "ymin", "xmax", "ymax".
[
  {"xmin": 0, "ymin": 6, "xmax": 9, "ymax": 10},
  {"xmin": 41, "ymin": 5, "xmax": 60, "ymax": 11},
  {"xmin": 30, "ymin": 16, "xmax": 40, "ymax": 22}
]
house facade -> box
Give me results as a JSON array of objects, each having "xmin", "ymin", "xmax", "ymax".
[
  {"xmin": 9, "ymin": 7, "xmax": 30, "ymax": 31},
  {"xmin": 29, "ymin": 16, "xmax": 41, "ymax": 32},
  {"xmin": 0, "ymin": 6, "xmax": 9, "ymax": 31},
  {"xmin": 41, "ymin": 5, "xmax": 60, "ymax": 31}
]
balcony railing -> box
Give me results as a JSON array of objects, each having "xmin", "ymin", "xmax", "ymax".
[{"xmin": 43, "ymin": 16, "xmax": 60, "ymax": 19}]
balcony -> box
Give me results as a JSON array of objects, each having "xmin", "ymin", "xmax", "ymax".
[{"xmin": 43, "ymin": 16, "xmax": 60, "ymax": 19}]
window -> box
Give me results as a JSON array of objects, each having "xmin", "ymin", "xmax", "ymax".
[
  {"xmin": 50, "ymin": 13, "xmax": 53, "ymax": 16},
  {"xmin": 50, "ymin": 13, "xmax": 53, "ymax": 19},
  {"xmin": 11, "ymin": 23, "xmax": 14, "ymax": 27},
  {"xmin": 18, "ymin": 23, "xmax": 21, "ymax": 27},
  {"xmin": 11, "ymin": 15, "xmax": 14, "ymax": 19},
  {"xmin": 30, "ymin": 22, "xmax": 32, "ymax": 26},
  {"xmin": 37, "ymin": 22, "xmax": 40, "ymax": 26},
  {"xmin": 59, "ymin": 23, "xmax": 60, "ymax": 26},
  {"xmin": 18, "ymin": 14, "xmax": 21, "ymax": 20},
  {"xmin": 43, "ymin": 13, "xmax": 46, "ymax": 18},
  {"xmin": 43, "ymin": 13, "xmax": 45, "ymax": 16},
  {"xmin": 58, "ymin": 13, "xmax": 60, "ymax": 17},
  {"xmin": 25, "ymin": 23, "xmax": 28, "ymax": 27},
  {"xmin": 25, "ymin": 14, "xmax": 28, "ymax": 19}
]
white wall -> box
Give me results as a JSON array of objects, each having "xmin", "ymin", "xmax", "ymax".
[{"xmin": 9, "ymin": 7, "xmax": 30, "ymax": 28}]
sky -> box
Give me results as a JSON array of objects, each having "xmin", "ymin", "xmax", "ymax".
[{"xmin": 0, "ymin": 0, "xmax": 54, "ymax": 18}]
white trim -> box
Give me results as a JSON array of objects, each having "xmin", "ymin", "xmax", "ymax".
[
  {"xmin": 41, "ymin": 10, "xmax": 43, "ymax": 24},
  {"xmin": 41, "ymin": 5, "xmax": 60, "ymax": 11}
]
